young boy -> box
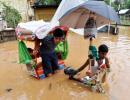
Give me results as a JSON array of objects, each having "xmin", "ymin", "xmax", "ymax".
[
  {"xmin": 27, "ymin": 48, "xmax": 42, "ymax": 71},
  {"xmin": 33, "ymin": 28, "xmax": 66, "ymax": 77},
  {"xmin": 74, "ymin": 44, "xmax": 110, "ymax": 83}
]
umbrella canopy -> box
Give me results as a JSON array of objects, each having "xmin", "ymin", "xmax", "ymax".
[
  {"xmin": 59, "ymin": 1, "xmax": 120, "ymax": 29},
  {"xmin": 51, "ymin": 0, "xmax": 87, "ymax": 23}
]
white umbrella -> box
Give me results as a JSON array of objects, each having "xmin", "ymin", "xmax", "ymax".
[
  {"xmin": 59, "ymin": 0, "xmax": 120, "ymax": 29},
  {"xmin": 51, "ymin": 0, "xmax": 87, "ymax": 23}
]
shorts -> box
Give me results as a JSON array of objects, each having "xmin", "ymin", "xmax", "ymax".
[{"xmin": 84, "ymin": 28, "xmax": 97, "ymax": 39}]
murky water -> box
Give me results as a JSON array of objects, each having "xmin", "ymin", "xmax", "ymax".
[{"xmin": 0, "ymin": 26, "xmax": 130, "ymax": 100}]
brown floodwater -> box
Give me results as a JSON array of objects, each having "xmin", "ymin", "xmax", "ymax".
[{"xmin": 0, "ymin": 26, "xmax": 130, "ymax": 100}]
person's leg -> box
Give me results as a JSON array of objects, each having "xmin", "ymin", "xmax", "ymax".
[
  {"xmin": 51, "ymin": 52, "xmax": 59, "ymax": 73},
  {"xmin": 101, "ymin": 72, "xmax": 106, "ymax": 83},
  {"xmin": 41, "ymin": 53, "xmax": 53, "ymax": 76}
]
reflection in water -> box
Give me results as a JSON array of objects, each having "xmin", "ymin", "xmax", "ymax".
[{"xmin": 0, "ymin": 26, "xmax": 130, "ymax": 100}]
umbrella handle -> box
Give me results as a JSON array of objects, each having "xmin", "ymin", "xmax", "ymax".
[
  {"xmin": 89, "ymin": 37, "xmax": 93, "ymax": 46},
  {"xmin": 88, "ymin": 37, "xmax": 93, "ymax": 71}
]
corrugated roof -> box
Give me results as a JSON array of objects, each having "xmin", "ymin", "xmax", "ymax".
[{"xmin": 119, "ymin": 9, "xmax": 130, "ymax": 15}]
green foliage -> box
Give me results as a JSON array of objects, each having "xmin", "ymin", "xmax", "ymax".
[
  {"xmin": 113, "ymin": 0, "xmax": 120, "ymax": 5},
  {"xmin": 39, "ymin": 0, "xmax": 61, "ymax": 5},
  {"xmin": 1, "ymin": 2, "xmax": 22, "ymax": 28},
  {"xmin": 104, "ymin": 0, "xmax": 110, "ymax": 5},
  {"xmin": 104, "ymin": 0, "xmax": 118, "ymax": 11},
  {"xmin": 54, "ymin": 0, "xmax": 61, "ymax": 4},
  {"xmin": 125, "ymin": 0, "xmax": 130, "ymax": 9},
  {"xmin": 112, "ymin": 0, "xmax": 130, "ymax": 9}
]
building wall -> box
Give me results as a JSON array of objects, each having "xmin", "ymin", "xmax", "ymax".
[
  {"xmin": 0, "ymin": 0, "xmax": 57, "ymax": 22},
  {"xmin": 0, "ymin": 0, "xmax": 35, "ymax": 22},
  {"xmin": 0, "ymin": 9, "xmax": 7, "ymax": 30},
  {"xmin": 34, "ymin": 8, "xmax": 56, "ymax": 21},
  {"xmin": 0, "ymin": 20, "xmax": 7, "ymax": 31}
]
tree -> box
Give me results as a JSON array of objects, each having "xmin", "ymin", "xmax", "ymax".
[
  {"xmin": 112, "ymin": 0, "xmax": 130, "ymax": 9},
  {"xmin": 1, "ymin": 2, "xmax": 22, "ymax": 28},
  {"xmin": 104, "ymin": 0, "xmax": 110, "ymax": 5},
  {"xmin": 113, "ymin": 0, "xmax": 121, "ymax": 11},
  {"xmin": 125, "ymin": 0, "xmax": 130, "ymax": 9},
  {"xmin": 54, "ymin": 0, "xmax": 61, "ymax": 4},
  {"xmin": 38, "ymin": 0, "xmax": 61, "ymax": 5}
]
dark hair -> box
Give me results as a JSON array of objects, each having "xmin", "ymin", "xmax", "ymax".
[
  {"xmin": 90, "ymin": 12, "xmax": 95, "ymax": 15},
  {"xmin": 98, "ymin": 44, "xmax": 108, "ymax": 53},
  {"xmin": 53, "ymin": 28, "xmax": 65, "ymax": 38}
]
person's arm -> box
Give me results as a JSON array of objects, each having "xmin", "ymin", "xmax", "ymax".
[
  {"xmin": 105, "ymin": 57, "xmax": 110, "ymax": 68},
  {"xmin": 33, "ymin": 37, "xmax": 40, "ymax": 56},
  {"xmin": 105, "ymin": 57, "xmax": 111, "ymax": 72},
  {"xmin": 76, "ymin": 59, "xmax": 89, "ymax": 73}
]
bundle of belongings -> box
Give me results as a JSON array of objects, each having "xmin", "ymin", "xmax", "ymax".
[{"xmin": 16, "ymin": 20, "xmax": 50, "ymax": 41}]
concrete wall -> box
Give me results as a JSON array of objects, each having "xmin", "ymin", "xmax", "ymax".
[
  {"xmin": 0, "ymin": 29, "xmax": 16, "ymax": 43},
  {"xmin": 34, "ymin": 8, "xmax": 56, "ymax": 21},
  {"xmin": 0, "ymin": 20, "xmax": 7, "ymax": 31},
  {"xmin": 0, "ymin": 0, "xmax": 34, "ymax": 22}
]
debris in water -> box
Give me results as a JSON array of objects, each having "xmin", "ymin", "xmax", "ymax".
[
  {"xmin": 11, "ymin": 61, "xmax": 17, "ymax": 63},
  {"xmin": 49, "ymin": 83, "xmax": 52, "ymax": 90},
  {"xmin": 5, "ymin": 88, "xmax": 13, "ymax": 92}
]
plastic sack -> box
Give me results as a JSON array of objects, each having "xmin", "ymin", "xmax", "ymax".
[{"xmin": 18, "ymin": 41, "xmax": 32, "ymax": 64}]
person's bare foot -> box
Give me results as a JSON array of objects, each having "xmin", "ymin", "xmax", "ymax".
[
  {"xmin": 47, "ymin": 73, "xmax": 53, "ymax": 77},
  {"xmin": 73, "ymin": 73, "xmax": 82, "ymax": 80}
]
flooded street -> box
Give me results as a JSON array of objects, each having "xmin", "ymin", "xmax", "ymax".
[{"xmin": 0, "ymin": 26, "xmax": 130, "ymax": 100}]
